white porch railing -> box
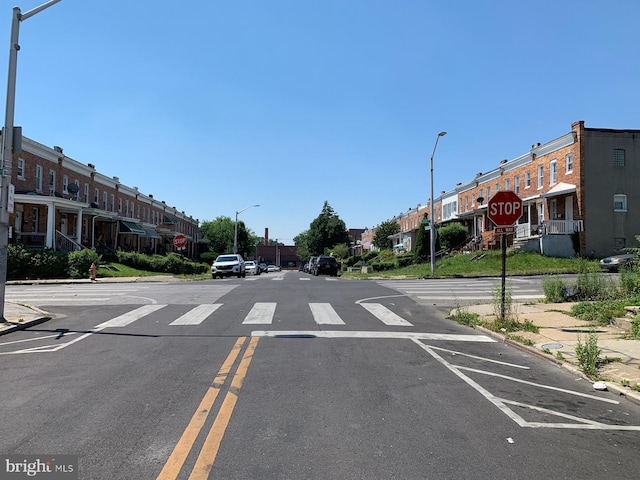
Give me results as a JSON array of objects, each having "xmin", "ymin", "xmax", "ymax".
[
  {"xmin": 55, "ymin": 231, "xmax": 84, "ymax": 253},
  {"xmin": 542, "ymin": 220, "xmax": 584, "ymax": 235}
]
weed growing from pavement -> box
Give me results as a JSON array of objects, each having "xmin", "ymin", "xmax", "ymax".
[
  {"xmin": 507, "ymin": 334, "xmax": 535, "ymax": 347},
  {"xmin": 542, "ymin": 347, "xmax": 552, "ymax": 355},
  {"xmin": 543, "ymin": 276, "xmax": 566, "ymax": 303},
  {"xmin": 522, "ymin": 319, "xmax": 539, "ymax": 333},
  {"xmin": 555, "ymin": 351, "xmax": 565, "ymax": 361},
  {"xmin": 447, "ymin": 302, "xmax": 481, "ymax": 327},
  {"xmin": 575, "ymin": 330, "xmax": 601, "ymax": 377},
  {"xmin": 621, "ymin": 379, "xmax": 630, "ymax": 387}
]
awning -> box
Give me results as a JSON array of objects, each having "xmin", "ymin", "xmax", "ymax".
[
  {"xmin": 143, "ymin": 228, "xmax": 161, "ymax": 239},
  {"xmin": 541, "ymin": 182, "xmax": 576, "ymax": 198},
  {"xmin": 120, "ymin": 221, "xmax": 146, "ymax": 235},
  {"xmin": 164, "ymin": 215, "xmax": 178, "ymax": 225}
]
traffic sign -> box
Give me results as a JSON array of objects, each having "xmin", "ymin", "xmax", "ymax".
[
  {"xmin": 173, "ymin": 234, "xmax": 187, "ymax": 249},
  {"xmin": 487, "ymin": 190, "xmax": 523, "ymax": 227},
  {"xmin": 495, "ymin": 226, "xmax": 515, "ymax": 235}
]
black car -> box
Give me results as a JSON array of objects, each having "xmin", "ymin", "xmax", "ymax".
[{"xmin": 312, "ymin": 256, "xmax": 338, "ymax": 276}]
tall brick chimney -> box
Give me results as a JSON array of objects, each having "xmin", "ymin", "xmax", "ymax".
[{"xmin": 264, "ymin": 228, "xmax": 269, "ymax": 245}]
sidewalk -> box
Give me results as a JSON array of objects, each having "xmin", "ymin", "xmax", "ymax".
[{"xmin": 466, "ymin": 302, "xmax": 640, "ymax": 404}]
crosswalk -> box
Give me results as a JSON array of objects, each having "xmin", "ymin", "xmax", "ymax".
[
  {"xmin": 376, "ymin": 278, "xmax": 544, "ymax": 303},
  {"xmin": 94, "ymin": 302, "xmax": 416, "ymax": 329}
]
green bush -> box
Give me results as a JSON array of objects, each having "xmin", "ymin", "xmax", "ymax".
[
  {"xmin": 68, "ymin": 249, "xmax": 101, "ymax": 278},
  {"xmin": 575, "ymin": 331, "xmax": 601, "ymax": 377},
  {"xmin": 115, "ymin": 250, "xmax": 208, "ymax": 275},
  {"xmin": 7, "ymin": 246, "xmax": 68, "ymax": 280},
  {"xmin": 619, "ymin": 265, "xmax": 640, "ymax": 296},
  {"xmin": 200, "ymin": 251, "xmax": 218, "ymax": 264},
  {"xmin": 571, "ymin": 300, "xmax": 627, "ymax": 324},
  {"xmin": 542, "ymin": 275, "xmax": 566, "ymax": 303}
]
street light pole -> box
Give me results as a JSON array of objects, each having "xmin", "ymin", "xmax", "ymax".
[
  {"xmin": 233, "ymin": 204, "xmax": 259, "ymax": 254},
  {"xmin": 0, "ymin": 0, "xmax": 62, "ymax": 320},
  {"xmin": 429, "ymin": 131, "xmax": 447, "ymax": 275}
]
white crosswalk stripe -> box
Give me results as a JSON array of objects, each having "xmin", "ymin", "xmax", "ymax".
[
  {"xmin": 170, "ymin": 304, "xmax": 222, "ymax": 325},
  {"xmin": 243, "ymin": 303, "xmax": 277, "ymax": 324},
  {"xmin": 92, "ymin": 302, "xmax": 418, "ymax": 329},
  {"xmin": 309, "ymin": 303, "xmax": 345, "ymax": 325},
  {"xmin": 360, "ymin": 303, "xmax": 413, "ymax": 326},
  {"xmin": 95, "ymin": 305, "xmax": 166, "ymax": 328}
]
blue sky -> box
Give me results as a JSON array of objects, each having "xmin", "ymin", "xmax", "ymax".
[{"xmin": 2, "ymin": 0, "xmax": 639, "ymax": 244}]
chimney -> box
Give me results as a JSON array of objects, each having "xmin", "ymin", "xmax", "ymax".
[{"xmin": 264, "ymin": 228, "xmax": 269, "ymax": 245}]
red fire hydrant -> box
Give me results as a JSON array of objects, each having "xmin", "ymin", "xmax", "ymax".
[{"xmin": 89, "ymin": 263, "xmax": 97, "ymax": 282}]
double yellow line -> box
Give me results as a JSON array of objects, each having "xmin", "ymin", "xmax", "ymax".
[{"xmin": 157, "ymin": 336, "xmax": 259, "ymax": 480}]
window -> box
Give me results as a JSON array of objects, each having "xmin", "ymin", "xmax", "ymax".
[
  {"xmin": 137, "ymin": 205, "xmax": 141, "ymax": 219},
  {"xmin": 62, "ymin": 175, "xmax": 69, "ymax": 194},
  {"xmin": 118, "ymin": 198, "xmax": 122, "ymax": 213},
  {"xmin": 565, "ymin": 154, "xmax": 573, "ymax": 173},
  {"xmin": 486, "ymin": 186, "xmax": 491, "ymax": 199},
  {"xmin": 49, "ymin": 169, "xmax": 56, "ymax": 194},
  {"xmin": 495, "ymin": 183, "xmax": 499, "ymax": 193},
  {"xmin": 110, "ymin": 194, "xmax": 115, "ymax": 212},
  {"xmin": 472, "ymin": 193, "xmax": 476, "ymax": 207},
  {"xmin": 125, "ymin": 200, "xmax": 129, "ymax": 217},
  {"xmin": 505, "ymin": 179, "xmax": 511, "ymax": 191},
  {"xmin": 35, "ymin": 165, "xmax": 43, "ymax": 192},
  {"xmin": 479, "ymin": 189, "xmax": 484, "ymax": 202},
  {"xmin": 73, "ymin": 180, "xmax": 80, "ymax": 200},
  {"xmin": 525, "ymin": 171, "xmax": 531, "ymax": 188},
  {"xmin": 94, "ymin": 188, "xmax": 99, "ymax": 204},
  {"xmin": 84, "ymin": 184, "xmax": 89, "ymax": 203},
  {"xmin": 613, "ymin": 149, "xmax": 625, "ymax": 167},
  {"xmin": 550, "ymin": 160, "xmax": 557, "ymax": 185},
  {"xmin": 614, "ymin": 194, "xmax": 627, "ymax": 212},
  {"xmin": 17, "ymin": 158, "xmax": 24, "ymax": 178},
  {"xmin": 537, "ymin": 165, "xmax": 544, "ymax": 189},
  {"xmin": 103, "ymin": 191, "xmax": 107, "ymax": 210},
  {"xmin": 514, "ymin": 175, "xmax": 520, "ymax": 195}
]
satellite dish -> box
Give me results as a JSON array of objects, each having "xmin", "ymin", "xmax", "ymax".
[{"xmin": 67, "ymin": 183, "xmax": 79, "ymax": 194}]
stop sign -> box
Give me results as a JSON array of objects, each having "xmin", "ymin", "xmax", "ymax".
[
  {"xmin": 487, "ymin": 190, "xmax": 523, "ymax": 226},
  {"xmin": 173, "ymin": 234, "xmax": 187, "ymax": 249}
]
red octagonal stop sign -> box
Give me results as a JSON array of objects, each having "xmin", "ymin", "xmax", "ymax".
[
  {"xmin": 173, "ymin": 234, "xmax": 187, "ymax": 249},
  {"xmin": 487, "ymin": 190, "xmax": 523, "ymax": 226}
]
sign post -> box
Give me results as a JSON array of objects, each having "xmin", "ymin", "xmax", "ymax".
[{"xmin": 487, "ymin": 191, "xmax": 523, "ymax": 322}]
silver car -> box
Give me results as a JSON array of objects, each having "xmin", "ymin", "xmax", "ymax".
[
  {"xmin": 599, "ymin": 253, "xmax": 636, "ymax": 272},
  {"xmin": 244, "ymin": 261, "xmax": 260, "ymax": 275}
]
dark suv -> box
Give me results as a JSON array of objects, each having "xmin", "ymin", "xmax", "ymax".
[{"xmin": 312, "ymin": 256, "xmax": 338, "ymax": 276}]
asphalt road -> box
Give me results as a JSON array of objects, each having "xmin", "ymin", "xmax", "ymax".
[{"xmin": 1, "ymin": 272, "xmax": 639, "ymax": 479}]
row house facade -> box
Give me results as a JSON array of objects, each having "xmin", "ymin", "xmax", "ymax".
[
  {"xmin": 362, "ymin": 120, "xmax": 640, "ymax": 259},
  {"xmin": 8, "ymin": 136, "xmax": 203, "ymax": 259}
]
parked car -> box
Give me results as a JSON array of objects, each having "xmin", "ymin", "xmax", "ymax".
[
  {"xmin": 244, "ymin": 260, "xmax": 260, "ymax": 275},
  {"xmin": 212, "ymin": 254, "xmax": 246, "ymax": 278},
  {"xmin": 259, "ymin": 263, "xmax": 268, "ymax": 273},
  {"xmin": 305, "ymin": 256, "xmax": 317, "ymax": 273},
  {"xmin": 311, "ymin": 255, "xmax": 338, "ymax": 276},
  {"xmin": 267, "ymin": 264, "xmax": 277, "ymax": 272},
  {"xmin": 599, "ymin": 253, "xmax": 636, "ymax": 272}
]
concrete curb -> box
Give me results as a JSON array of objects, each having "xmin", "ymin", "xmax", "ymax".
[{"xmin": 0, "ymin": 316, "xmax": 50, "ymax": 336}]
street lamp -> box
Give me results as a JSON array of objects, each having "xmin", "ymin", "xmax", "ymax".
[
  {"xmin": 429, "ymin": 131, "xmax": 447, "ymax": 275},
  {"xmin": 0, "ymin": 0, "xmax": 62, "ymax": 320},
  {"xmin": 233, "ymin": 204, "xmax": 259, "ymax": 254}
]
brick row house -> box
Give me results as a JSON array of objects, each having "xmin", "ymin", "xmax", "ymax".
[
  {"xmin": 362, "ymin": 121, "xmax": 640, "ymax": 259},
  {"xmin": 9, "ymin": 136, "xmax": 204, "ymax": 259}
]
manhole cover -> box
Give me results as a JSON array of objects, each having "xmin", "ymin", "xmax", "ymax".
[{"xmin": 541, "ymin": 343, "xmax": 563, "ymax": 349}]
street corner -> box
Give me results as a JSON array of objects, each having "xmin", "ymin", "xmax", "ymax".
[{"xmin": 1, "ymin": 303, "xmax": 51, "ymax": 336}]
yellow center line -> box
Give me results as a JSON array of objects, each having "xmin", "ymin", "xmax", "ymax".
[
  {"xmin": 156, "ymin": 337, "xmax": 247, "ymax": 480},
  {"xmin": 189, "ymin": 336, "xmax": 260, "ymax": 480}
]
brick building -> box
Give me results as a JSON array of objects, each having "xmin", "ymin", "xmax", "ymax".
[
  {"xmin": 364, "ymin": 121, "xmax": 640, "ymax": 259},
  {"xmin": 7, "ymin": 136, "xmax": 203, "ymax": 259}
]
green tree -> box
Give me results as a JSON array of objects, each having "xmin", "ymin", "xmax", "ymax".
[
  {"xmin": 294, "ymin": 230, "xmax": 311, "ymax": 262},
  {"xmin": 414, "ymin": 214, "xmax": 431, "ymax": 262},
  {"xmin": 438, "ymin": 222, "xmax": 468, "ymax": 251},
  {"xmin": 201, "ymin": 217, "xmax": 258, "ymax": 257},
  {"xmin": 372, "ymin": 220, "xmax": 400, "ymax": 249},
  {"xmin": 307, "ymin": 201, "xmax": 350, "ymax": 255}
]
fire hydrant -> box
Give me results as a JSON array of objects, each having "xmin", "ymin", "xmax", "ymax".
[{"xmin": 89, "ymin": 263, "xmax": 97, "ymax": 282}]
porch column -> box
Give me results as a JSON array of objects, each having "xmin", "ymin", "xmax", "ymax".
[{"xmin": 46, "ymin": 204, "xmax": 55, "ymax": 248}]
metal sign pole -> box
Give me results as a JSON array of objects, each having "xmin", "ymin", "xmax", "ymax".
[{"xmin": 500, "ymin": 233, "xmax": 507, "ymax": 322}]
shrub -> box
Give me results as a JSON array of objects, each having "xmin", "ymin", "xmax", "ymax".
[
  {"xmin": 438, "ymin": 222, "xmax": 468, "ymax": 251},
  {"xmin": 200, "ymin": 251, "xmax": 218, "ymax": 264},
  {"xmin": 68, "ymin": 249, "xmax": 101, "ymax": 278},
  {"xmin": 575, "ymin": 331, "xmax": 601, "ymax": 377},
  {"xmin": 570, "ymin": 300, "xmax": 627, "ymax": 324},
  {"xmin": 542, "ymin": 275, "xmax": 567, "ymax": 303}
]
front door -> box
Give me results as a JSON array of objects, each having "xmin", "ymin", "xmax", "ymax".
[{"xmin": 60, "ymin": 215, "xmax": 67, "ymax": 236}]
